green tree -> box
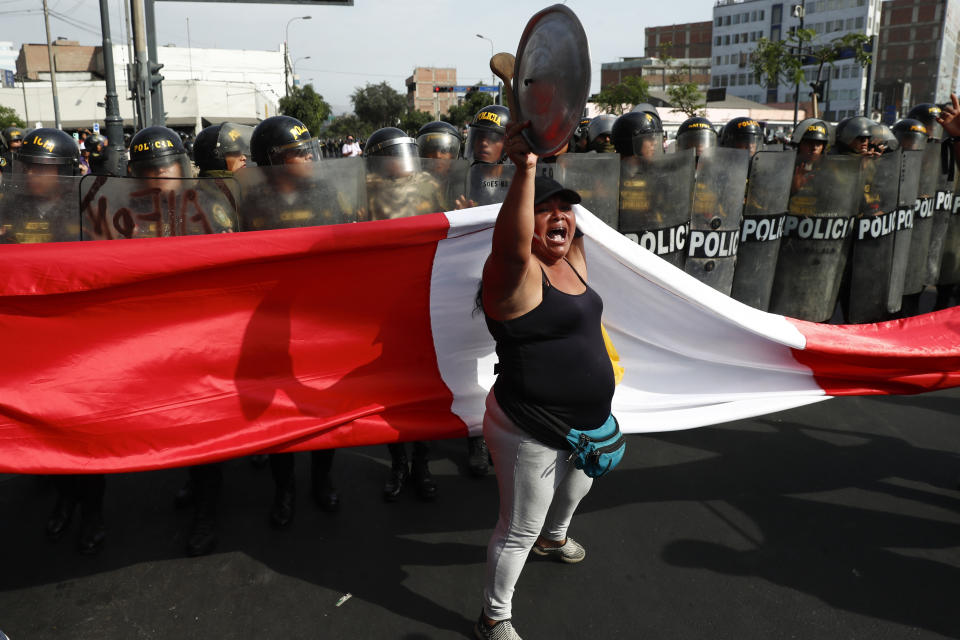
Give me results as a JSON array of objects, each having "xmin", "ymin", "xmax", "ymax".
[
  {"xmin": 326, "ymin": 114, "xmax": 373, "ymax": 140},
  {"xmin": 593, "ymin": 75, "xmax": 650, "ymax": 116},
  {"xmin": 351, "ymin": 81, "xmax": 407, "ymax": 129},
  {"xmin": 278, "ymin": 84, "xmax": 332, "ymax": 137},
  {"xmin": 751, "ymin": 30, "xmax": 871, "ymax": 116},
  {"xmin": 658, "ymin": 42, "xmax": 706, "ymax": 118},
  {"xmin": 443, "ymin": 89, "xmax": 496, "ymax": 129},
  {"xmin": 398, "ymin": 108, "xmax": 433, "ymax": 136},
  {"xmin": 0, "ymin": 105, "xmax": 26, "ymax": 130}
]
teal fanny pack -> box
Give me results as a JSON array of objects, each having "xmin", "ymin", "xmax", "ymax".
[{"xmin": 565, "ymin": 414, "xmax": 625, "ymax": 478}]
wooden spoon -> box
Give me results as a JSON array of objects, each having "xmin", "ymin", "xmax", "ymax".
[{"xmin": 489, "ymin": 52, "xmax": 520, "ymax": 121}]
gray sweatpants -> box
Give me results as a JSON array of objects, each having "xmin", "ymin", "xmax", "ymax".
[{"xmin": 481, "ymin": 391, "xmax": 594, "ymax": 621}]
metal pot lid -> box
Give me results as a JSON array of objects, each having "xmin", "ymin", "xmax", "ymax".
[{"xmin": 513, "ymin": 4, "xmax": 591, "ymax": 156}]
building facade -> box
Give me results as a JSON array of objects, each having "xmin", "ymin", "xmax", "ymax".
[
  {"xmin": 406, "ymin": 67, "xmax": 458, "ymax": 118},
  {"xmin": 874, "ymin": 0, "xmax": 960, "ymax": 120},
  {"xmin": 600, "ymin": 57, "xmax": 711, "ymax": 93},
  {"xmin": 711, "ymin": 0, "xmax": 884, "ymax": 120},
  {"xmin": 645, "ymin": 21, "xmax": 714, "ymax": 58}
]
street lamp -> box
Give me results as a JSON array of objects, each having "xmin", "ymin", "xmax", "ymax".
[
  {"xmin": 294, "ymin": 56, "xmax": 311, "ymax": 87},
  {"xmin": 284, "ymin": 15, "xmax": 312, "ymax": 96},
  {"xmin": 476, "ymin": 34, "xmax": 494, "ymax": 86}
]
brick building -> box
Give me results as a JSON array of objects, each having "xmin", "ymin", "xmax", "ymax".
[
  {"xmin": 16, "ymin": 40, "xmax": 100, "ymax": 81},
  {"xmin": 600, "ymin": 57, "xmax": 711, "ymax": 93},
  {"xmin": 406, "ymin": 67, "xmax": 458, "ymax": 118},
  {"xmin": 645, "ymin": 21, "xmax": 714, "ymax": 58},
  {"xmin": 873, "ymin": 0, "xmax": 960, "ymax": 120}
]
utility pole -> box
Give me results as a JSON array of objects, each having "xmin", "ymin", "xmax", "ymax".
[
  {"xmin": 792, "ymin": 0, "xmax": 806, "ymax": 128},
  {"xmin": 41, "ymin": 0, "xmax": 62, "ymax": 129},
  {"xmin": 144, "ymin": 0, "xmax": 165, "ymax": 126},
  {"xmin": 98, "ymin": 0, "xmax": 127, "ymax": 174},
  {"xmin": 130, "ymin": 0, "xmax": 151, "ymax": 128}
]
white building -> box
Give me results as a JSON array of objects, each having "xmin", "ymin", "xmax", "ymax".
[
  {"xmin": 711, "ymin": 0, "xmax": 884, "ymax": 120},
  {"xmin": 0, "ymin": 43, "xmax": 284, "ymax": 132}
]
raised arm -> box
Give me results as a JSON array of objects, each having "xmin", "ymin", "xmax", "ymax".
[{"xmin": 938, "ymin": 93, "xmax": 960, "ymax": 168}]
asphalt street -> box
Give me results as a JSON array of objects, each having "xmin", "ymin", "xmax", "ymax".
[{"xmin": 1, "ymin": 389, "xmax": 958, "ymax": 639}]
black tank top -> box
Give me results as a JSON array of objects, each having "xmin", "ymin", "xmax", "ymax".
[{"xmin": 485, "ymin": 259, "xmax": 615, "ymax": 447}]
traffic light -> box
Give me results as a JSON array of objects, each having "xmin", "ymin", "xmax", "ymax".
[
  {"xmin": 810, "ymin": 81, "xmax": 824, "ymax": 101},
  {"xmin": 433, "ymin": 86, "xmax": 453, "ymax": 93},
  {"xmin": 149, "ymin": 62, "xmax": 164, "ymax": 90}
]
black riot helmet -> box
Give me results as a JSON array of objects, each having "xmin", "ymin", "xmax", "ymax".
[
  {"xmin": 874, "ymin": 122, "xmax": 898, "ymax": 153},
  {"xmin": 834, "ymin": 116, "xmax": 878, "ymax": 155},
  {"xmin": 12, "ymin": 127, "xmax": 81, "ymax": 176},
  {"xmin": 612, "ymin": 111, "xmax": 663, "ymax": 158},
  {"xmin": 892, "ymin": 118, "xmax": 928, "ymax": 151},
  {"xmin": 2, "ymin": 126, "xmax": 25, "ymax": 151},
  {"xmin": 194, "ymin": 122, "xmax": 253, "ymax": 172},
  {"xmin": 127, "ymin": 126, "xmax": 192, "ymax": 178},
  {"xmin": 586, "ymin": 114, "xmax": 617, "ymax": 152},
  {"xmin": 719, "ymin": 117, "xmax": 763, "ymax": 155},
  {"xmin": 465, "ymin": 105, "xmax": 510, "ymax": 164},
  {"xmin": 364, "ymin": 126, "xmax": 420, "ymax": 176},
  {"xmin": 630, "ymin": 103, "xmax": 663, "ymax": 130},
  {"xmin": 791, "ymin": 118, "xmax": 830, "ymax": 146},
  {"xmin": 250, "ymin": 115, "xmax": 320, "ymax": 166},
  {"xmin": 416, "ymin": 121, "xmax": 461, "ymax": 159},
  {"xmin": 676, "ymin": 116, "xmax": 717, "ymax": 155},
  {"xmin": 907, "ymin": 103, "xmax": 943, "ymax": 141}
]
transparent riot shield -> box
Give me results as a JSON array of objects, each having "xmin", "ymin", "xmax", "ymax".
[
  {"xmin": 0, "ymin": 174, "xmax": 82, "ymax": 243},
  {"xmin": 938, "ymin": 174, "xmax": 960, "ymax": 285},
  {"xmin": 234, "ymin": 157, "xmax": 365, "ymax": 231},
  {"xmin": 684, "ymin": 147, "xmax": 750, "ymax": 294},
  {"xmin": 730, "ymin": 149, "xmax": 796, "ymax": 311},
  {"xmin": 552, "ymin": 153, "xmax": 621, "ymax": 229},
  {"xmin": 927, "ymin": 162, "xmax": 955, "ymax": 284},
  {"xmin": 617, "ymin": 148, "xmax": 697, "ymax": 269},
  {"xmin": 422, "ymin": 158, "xmax": 470, "ymax": 212},
  {"xmin": 845, "ymin": 152, "xmax": 902, "ymax": 323},
  {"xmin": 902, "ymin": 145, "xmax": 940, "ymax": 294},
  {"xmin": 363, "ymin": 157, "xmax": 452, "ymax": 220},
  {"xmin": 467, "ymin": 163, "xmax": 516, "ymax": 207},
  {"xmin": 887, "ymin": 149, "xmax": 922, "ymax": 311},
  {"xmin": 768, "ymin": 155, "xmax": 862, "ymax": 322},
  {"xmin": 79, "ymin": 175, "xmax": 239, "ymax": 240}
]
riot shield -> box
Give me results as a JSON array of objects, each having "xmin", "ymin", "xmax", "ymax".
[
  {"xmin": 887, "ymin": 149, "xmax": 922, "ymax": 311},
  {"xmin": 927, "ymin": 159, "xmax": 955, "ymax": 283},
  {"xmin": 552, "ymin": 153, "xmax": 621, "ymax": 229},
  {"xmin": 938, "ymin": 174, "xmax": 960, "ymax": 285},
  {"xmin": 683, "ymin": 147, "xmax": 750, "ymax": 294},
  {"xmin": 234, "ymin": 157, "xmax": 365, "ymax": 231},
  {"xmin": 364, "ymin": 157, "xmax": 450, "ymax": 220},
  {"xmin": 768, "ymin": 155, "xmax": 862, "ymax": 322},
  {"xmin": 730, "ymin": 149, "xmax": 797, "ymax": 310},
  {"xmin": 617, "ymin": 148, "xmax": 697, "ymax": 269},
  {"xmin": 901, "ymin": 144, "xmax": 940, "ymax": 294},
  {"xmin": 0, "ymin": 174, "xmax": 82, "ymax": 243},
  {"xmin": 845, "ymin": 152, "xmax": 902, "ymax": 323},
  {"xmin": 467, "ymin": 162, "xmax": 516, "ymax": 206},
  {"xmin": 79, "ymin": 175, "xmax": 239, "ymax": 240},
  {"xmin": 422, "ymin": 158, "xmax": 470, "ymax": 212}
]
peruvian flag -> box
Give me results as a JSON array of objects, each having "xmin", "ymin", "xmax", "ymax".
[{"xmin": 2, "ymin": 204, "xmax": 959, "ymax": 474}]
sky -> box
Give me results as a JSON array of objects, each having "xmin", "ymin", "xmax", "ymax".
[{"xmin": 0, "ymin": 0, "xmax": 718, "ymax": 114}]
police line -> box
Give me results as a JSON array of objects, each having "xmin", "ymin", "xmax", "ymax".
[{"xmin": 1, "ymin": 147, "xmax": 957, "ymax": 324}]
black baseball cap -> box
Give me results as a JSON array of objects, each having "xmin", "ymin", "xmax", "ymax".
[{"xmin": 533, "ymin": 175, "xmax": 581, "ymax": 205}]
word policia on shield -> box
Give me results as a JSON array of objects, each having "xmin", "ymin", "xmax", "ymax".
[{"xmin": 2, "ymin": 4, "xmax": 960, "ymax": 475}]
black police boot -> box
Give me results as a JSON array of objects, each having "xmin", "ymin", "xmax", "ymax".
[
  {"xmin": 186, "ymin": 506, "xmax": 217, "ymax": 557},
  {"xmin": 411, "ymin": 457, "xmax": 438, "ymax": 502},
  {"xmin": 45, "ymin": 492, "xmax": 77, "ymax": 540},
  {"xmin": 311, "ymin": 450, "xmax": 339, "ymax": 513},
  {"xmin": 270, "ymin": 483, "xmax": 295, "ymax": 529},
  {"xmin": 76, "ymin": 511, "xmax": 106, "ymax": 555},
  {"xmin": 383, "ymin": 463, "xmax": 409, "ymax": 503},
  {"xmin": 467, "ymin": 436, "xmax": 490, "ymax": 477}
]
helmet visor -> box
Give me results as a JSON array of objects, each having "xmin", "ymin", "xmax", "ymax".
[
  {"xmin": 128, "ymin": 152, "xmax": 191, "ymax": 178},
  {"xmin": 465, "ymin": 127, "xmax": 505, "ymax": 164},
  {"xmin": 631, "ymin": 132, "xmax": 664, "ymax": 158},
  {"xmin": 417, "ymin": 132, "xmax": 461, "ymax": 159},
  {"xmin": 219, "ymin": 124, "xmax": 253, "ymax": 156},
  {"xmin": 676, "ymin": 129, "xmax": 716, "ymax": 154},
  {"xmin": 898, "ymin": 131, "xmax": 928, "ymax": 151},
  {"xmin": 268, "ymin": 137, "xmax": 320, "ymax": 166}
]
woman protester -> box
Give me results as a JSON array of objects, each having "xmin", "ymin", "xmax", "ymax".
[{"xmin": 474, "ymin": 121, "xmax": 619, "ymax": 640}]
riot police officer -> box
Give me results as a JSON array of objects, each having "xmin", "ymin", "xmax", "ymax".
[
  {"xmin": 907, "ymin": 103, "xmax": 943, "ymax": 142},
  {"xmin": 892, "ymin": 119, "xmax": 928, "ymax": 151},
  {"xmin": 720, "ymin": 117, "xmax": 763, "ymax": 156},
  {"xmin": 465, "ymin": 105, "xmax": 510, "ymax": 165},
  {"xmin": 676, "ymin": 116, "xmax": 717, "ymax": 157},
  {"xmin": 611, "ymin": 111, "xmax": 663, "ymax": 160},
  {"xmin": 194, "ymin": 122, "xmax": 253, "ymax": 176},
  {"xmin": 586, "ymin": 114, "xmax": 617, "ymax": 153},
  {"xmin": 0, "ymin": 126, "xmax": 25, "ymax": 173},
  {"xmin": 572, "ymin": 117, "xmax": 592, "ymax": 153},
  {"xmin": 834, "ymin": 116, "xmax": 880, "ymax": 156},
  {"xmin": 82, "ymin": 133, "xmax": 111, "ymax": 176},
  {"xmin": 790, "ymin": 118, "xmax": 830, "ymax": 194},
  {"xmin": 127, "ymin": 126, "xmax": 193, "ymax": 179},
  {"xmin": 241, "ymin": 114, "xmax": 341, "ymax": 526},
  {"xmin": 416, "ymin": 120, "xmax": 461, "ymax": 160}
]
